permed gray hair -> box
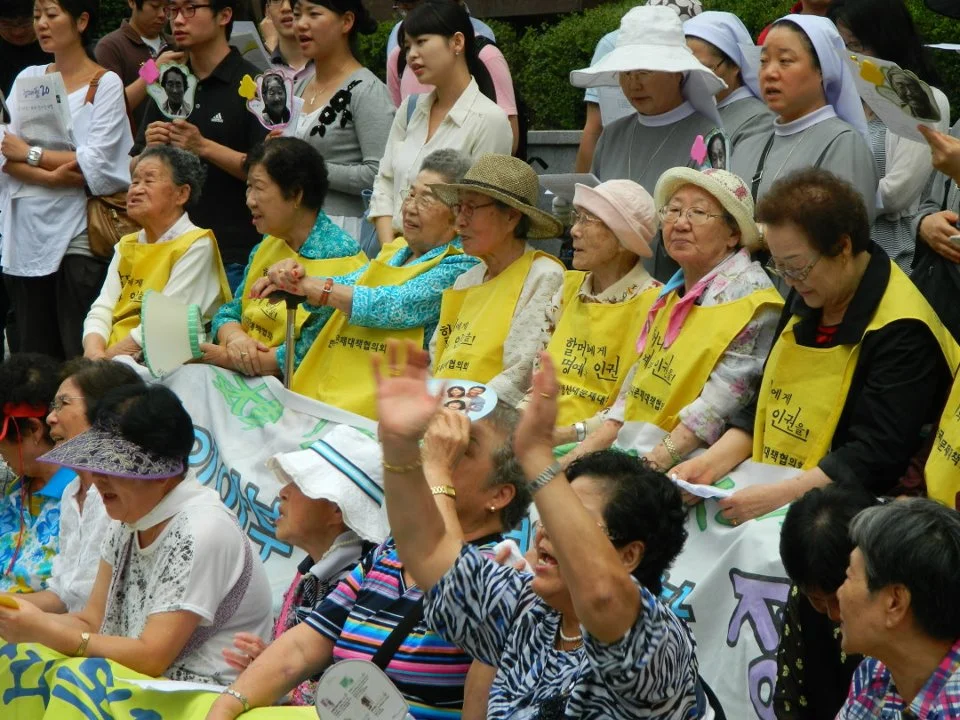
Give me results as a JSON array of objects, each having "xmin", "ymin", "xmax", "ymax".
[
  {"xmin": 419, "ymin": 149, "xmax": 472, "ymax": 185},
  {"xmin": 849, "ymin": 498, "xmax": 960, "ymax": 641},
  {"xmin": 480, "ymin": 403, "xmax": 531, "ymax": 531},
  {"xmin": 136, "ymin": 145, "xmax": 207, "ymax": 210}
]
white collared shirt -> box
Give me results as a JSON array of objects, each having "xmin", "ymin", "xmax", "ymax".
[
  {"xmin": 773, "ymin": 105, "xmax": 837, "ymax": 137},
  {"xmin": 368, "ymin": 77, "xmax": 512, "ymax": 232},
  {"xmin": 47, "ymin": 478, "xmax": 117, "ymax": 613}
]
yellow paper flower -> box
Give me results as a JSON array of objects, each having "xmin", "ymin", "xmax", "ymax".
[
  {"xmin": 859, "ymin": 60, "xmax": 885, "ymax": 87},
  {"xmin": 238, "ymin": 74, "xmax": 257, "ymax": 100}
]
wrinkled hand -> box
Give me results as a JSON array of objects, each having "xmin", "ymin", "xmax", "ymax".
[
  {"xmin": 0, "ymin": 133, "xmax": 29, "ymax": 163},
  {"xmin": 919, "ymin": 124, "xmax": 960, "ymax": 184},
  {"xmin": 0, "ymin": 595, "xmax": 44, "ymax": 643},
  {"xmin": 221, "ymin": 632, "xmax": 268, "ymax": 672},
  {"xmin": 156, "ymin": 50, "xmax": 186, "ymax": 67},
  {"xmin": 144, "ymin": 120, "xmax": 173, "ymax": 146},
  {"xmin": 197, "ymin": 342, "xmax": 230, "ymax": 368},
  {"xmin": 224, "ymin": 332, "xmax": 269, "ymax": 376},
  {"xmin": 422, "ymin": 409, "xmax": 470, "ymax": 476},
  {"xmin": 262, "ymin": 259, "xmax": 309, "ymax": 298},
  {"xmin": 168, "ymin": 119, "xmax": 206, "ymax": 156},
  {"xmin": 918, "ymin": 210, "xmax": 960, "ymax": 263},
  {"xmin": 372, "ymin": 340, "xmax": 441, "ymax": 447},
  {"xmin": 717, "ymin": 482, "xmax": 794, "ymax": 524},
  {"xmin": 514, "ymin": 352, "xmax": 560, "ymax": 463},
  {"xmin": 105, "ymin": 334, "xmax": 142, "ymax": 360}
]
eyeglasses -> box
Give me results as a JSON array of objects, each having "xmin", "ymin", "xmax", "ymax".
[
  {"xmin": 766, "ymin": 254, "xmax": 822, "ymax": 282},
  {"xmin": 49, "ymin": 395, "xmax": 85, "ymax": 413},
  {"xmin": 658, "ymin": 206, "xmax": 726, "ymax": 226},
  {"xmin": 571, "ymin": 209, "xmax": 604, "ymax": 228},
  {"xmin": 165, "ymin": 3, "xmax": 213, "ymax": 19},
  {"xmin": 401, "ymin": 188, "xmax": 444, "ymax": 211},
  {"xmin": 451, "ymin": 201, "xmax": 497, "ymax": 221}
]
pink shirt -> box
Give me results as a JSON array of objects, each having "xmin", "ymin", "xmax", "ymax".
[{"xmin": 386, "ymin": 43, "xmax": 518, "ymax": 117}]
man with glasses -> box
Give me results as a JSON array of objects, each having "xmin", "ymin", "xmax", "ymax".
[
  {"xmin": 0, "ymin": 0, "xmax": 51, "ymax": 97},
  {"xmin": 95, "ymin": 0, "xmax": 181, "ymax": 131},
  {"xmin": 133, "ymin": 0, "xmax": 268, "ymax": 293}
]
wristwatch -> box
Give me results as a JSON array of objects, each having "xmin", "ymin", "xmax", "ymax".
[{"xmin": 26, "ymin": 146, "xmax": 43, "ymax": 167}]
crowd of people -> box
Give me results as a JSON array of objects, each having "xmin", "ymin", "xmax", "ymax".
[{"xmin": 0, "ymin": 0, "xmax": 959, "ymax": 717}]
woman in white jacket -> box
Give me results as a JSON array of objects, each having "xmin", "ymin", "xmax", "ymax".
[{"xmin": 830, "ymin": 0, "xmax": 950, "ymax": 273}]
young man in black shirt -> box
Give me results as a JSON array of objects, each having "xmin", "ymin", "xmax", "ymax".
[{"xmin": 134, "ymin": 0, "xmax": 267, "ymax": 291}]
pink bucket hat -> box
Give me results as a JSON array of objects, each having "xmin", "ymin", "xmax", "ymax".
[{"xmin": 573, "ymin": 180, "xmax": 656, "ymax": 258}]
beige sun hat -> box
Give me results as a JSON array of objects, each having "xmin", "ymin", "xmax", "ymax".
[
  {"xmin": 430, "ymin": 154, "xmax": 564, "ymax": 240},
  {"xmin": 653, "ymin": 167, "xmax": 762, "ymax": 250}
]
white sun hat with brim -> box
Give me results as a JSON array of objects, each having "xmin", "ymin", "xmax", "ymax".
[
  {"xmin": 266, "ymin": 424, "xmax": 390, "ymax": 544},
  {"xmin": 569, "ymin": 5, "xmax": 726, "ymax": 127},
  {"xmin": 683, "ymin": 11, "xmax": 762, "ymax": 100}
]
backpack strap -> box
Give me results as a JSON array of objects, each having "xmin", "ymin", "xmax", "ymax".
[{"xmin": 405, "ymin": 93, "xmax": 418, "ymax": 126}]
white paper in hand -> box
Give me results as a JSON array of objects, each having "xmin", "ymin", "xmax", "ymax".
[
  {"xmin": 315, "ymin": 660, "xmax": 409, "ymax": 720},
  {"xmin": 670, "ymin": 475, "xmax": 735, "ymax": 500}
]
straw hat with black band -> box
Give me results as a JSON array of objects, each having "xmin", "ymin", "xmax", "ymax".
[{"xmin": 431, "ymin": 154, "xmax": 564, "ymax": 240}]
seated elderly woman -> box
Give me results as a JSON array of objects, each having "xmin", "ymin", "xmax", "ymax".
[
  {"xmin": 204, "ymin": 138, "xmax": 367, "ymax": 379},
  {"xmin": 372, "ymin": 344, "xmax": 697, "ymax": 718},
  {"xmin": 571, "ymin": 168, "xmax": 782, "ymax": 472},
  {"xmin": 539, "ymin": 179, "xmax": 660, "ymax": 435},
  {"xmin": 775, "ymin": 483, "xmax": 878, "ymax": 720},
  {"xmin": 675, "ymin": 169, "xmax": 958, "ymax": 523},
  {"xmin": 428, "ymin": 154, "xmax": 564, "ymax": 408},
  {"xmin": 0, "ymin": 354, "xmax": 66, "ymax": 594},
  {"xmin": 82, "ymin": 146, "xmax": 231, "ymax": 361},
  {"xmin": 252, "ymin": 149, "xmax": 478, "ymax": 419},
  {"xmin": 205, "ymin": 400, "xmax": 531, "ymax": 719},
  {"xmin": 836, "ymin": 499, "xmax": 960, "ymax": 717},
  {"xmin": 0, "ymin": 384, "xmax": 273, "ymax": 684},
  {"xmin": 13, "ymin": 359, "xmax": 144, "ymax": 614},
  {"xmin": 221, "ymin": 424, "xmax": 388, "ymax": 706}
]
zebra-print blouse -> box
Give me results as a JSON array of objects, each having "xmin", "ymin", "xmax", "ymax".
[{"xmin": 425, "ymin": 545, "xmax": 701, "ymax": 719}]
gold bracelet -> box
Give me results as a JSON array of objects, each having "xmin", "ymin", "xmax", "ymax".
[
  {"xmin": 661, "ymin": 435, "xmax": 683, "ymax": 467},
  {"xmin": 430, "ymin": 485, "xmax": 456, "ymax": 498},
  {"xmin": 75, "ymin": 631, "xmax": 90, "ymax": 657},
  {"xmin": 382, "ymin": 457, "xmax": 423, "ymax": 473}
]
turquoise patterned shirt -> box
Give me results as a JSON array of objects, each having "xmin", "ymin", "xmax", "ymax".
[
  {"xmin": 210, "ymin": 211, "xmax": 365, "ymax": 373},
  {"xmin": 299, "ymin": 240, "xmax": 478, "ymax": 362},
  {"xmin": 0, "ymin": 467, "xmax": 75, "ymax": 593}
]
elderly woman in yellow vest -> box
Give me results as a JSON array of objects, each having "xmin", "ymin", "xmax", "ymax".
[
  {"xmin": 428, "ymin": 154, "xmax": 565, "ymax": 407},
  {"xmin": 570, "ymin": 168, "xmax": 782, "ymax": 471},
  {"xmin": 82, "ymin": 146, "xmax": 231, "ymax": 361},
  {"xmin": 534, "ymin": 180, "xmax": 660, "ymax": 438},
  {"xmin": 248, "ymin": 149, "xmax": 479, "ymax": 419},
  {"xmin": 674, "ymin": 168, "xmax": 959, "ymax": 523},
  {"xmin": 204, "ymin": 138, "xmax": 367, "ymax": 378}
]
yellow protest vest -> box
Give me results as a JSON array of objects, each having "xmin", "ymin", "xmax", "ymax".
[
  {"xmin": 623, "ymin": 285, "xmax": 783, "ymax": 430},
  {"xmin": 239, "ymin": 235, "xmax": 367, "ymax": 348},
  {"xmin": 754, "ymin": 262, "xmax": 959, "ymax": 472},
  {"xmin": 926, "ymin": 378, "xmax": 960, "ymax": 510},
  {"xmin": 108, "ymin": 229, "xmax": 231, "ymax": 345},
  {"xmin": 546, "ymin": 271, "xmax": 658, "ymax": 426},
  {"xmin": 433, "ymin": 250, "xmax": 561, "ymax": 383},
  {"xmin": 292, "ymin": 239, "xmax": 461, "ymax": 419}
]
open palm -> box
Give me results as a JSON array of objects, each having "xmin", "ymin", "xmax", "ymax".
[
  {"xmin": 514, "ymin": 352, "xmax": 561, "ymax": 461},
  {"xmin": 373, "ymin": 341, "xmax": 442, "ymax": 445}
]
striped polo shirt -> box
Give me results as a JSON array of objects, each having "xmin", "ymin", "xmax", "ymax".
[{"xmin": 306, "ymin": 535, "xmax": 500, "ymax": 719}]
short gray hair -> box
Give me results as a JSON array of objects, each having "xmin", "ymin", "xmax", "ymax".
[
  {"xmin": 850, "ymin": 498, "xmax": 960, "ymax": 640},
  {"xmin": 136, "ymin": 145, "xmax": 207, "ymax": 210},
  {"xmin": 481, "ymin": 403, "xmax": 531, "ymax": 531},
  {"xmin": 419, "ymin": 149, "xmax": 472, "ymax": 185}
]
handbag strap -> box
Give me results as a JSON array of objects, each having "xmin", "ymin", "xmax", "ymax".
[
  {"xmin": 84, "ymin": 69, "xmax": 107, "ymax": 106},
  {"xmin": 370, "ymin": 597, "xmax": 424, "ymax": 671}
]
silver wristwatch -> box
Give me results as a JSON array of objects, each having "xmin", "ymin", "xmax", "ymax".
[{"xmin": 26, "ymin": 146, "xmax": 43, "ymax": 167}]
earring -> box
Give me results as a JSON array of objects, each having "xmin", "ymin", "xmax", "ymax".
[
  {"xmin": 488, "ymin": 505, "xmax": 496, "ymax": 513},
  {"xmin": 455, "ymin": 50, "xmax": 461, "ymax": 56}
]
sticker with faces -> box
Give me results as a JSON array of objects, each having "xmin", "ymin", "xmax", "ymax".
[
  {"xmin": 143, "ymin": 61, "xmax": 198, "ymax": 121},
  {"xmin": 428, "ymin": 379, "xmax": 498, "ymax": 422}
]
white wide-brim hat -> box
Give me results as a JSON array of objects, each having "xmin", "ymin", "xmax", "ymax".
[
  {"xmin": 266, "ymin": 424, "xmax": 390, "ymax": 544},
  {"xmin": 570, "ymin": 5, "xmax": 725, "ymax": 126}
]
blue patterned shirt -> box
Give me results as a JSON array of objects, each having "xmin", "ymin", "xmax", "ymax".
[
  {"xmin": 0, "ymin": 467, "xmax": 75, "ymax": 593},
  {"xmin": 301, "ymin": 239, "xmax": 477, "ymax": 351},
  {"xmin": 210, "ymin": 211, "xmax": 365, "ymax": 372},
  {"xmin": 838, "ymin": 638, "xmax": 960, "ymax": 719},
  {"xmin": 425, "ymin": 545, "xmax": 700, "ymax": 720}
]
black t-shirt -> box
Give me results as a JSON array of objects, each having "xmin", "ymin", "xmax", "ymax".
[
  {"xmin": 0, "ymin": 40, "xmax": 52, "ymax": 98},
  {"xmin": 133, "ymin": 47, "xmax": 267, "ymax": 265}
]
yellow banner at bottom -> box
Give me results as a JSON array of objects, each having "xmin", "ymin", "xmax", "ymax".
[{"xmin": 0, "ymin": 643, "xmax": 317, "ymax": 719}]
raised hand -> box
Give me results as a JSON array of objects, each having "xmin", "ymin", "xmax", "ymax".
[{"xmin": 514, "ymin": 351, "xmax": 560, "ymax": 463}]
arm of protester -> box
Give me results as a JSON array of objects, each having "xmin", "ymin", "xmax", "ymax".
[
  {"xmin": 205, "ymin": 623, "xmax": 334, "ymax": 720},
  {"xmin": 515, "ymin": 352, "xmax": 641, "ymax": 643},
  {"xmin": 671, "ymin": 427, "xmax": 753, "ymax": 488},
  {"xmin": 2, "ymin": 160, "xmax": 84, "ymax": 187},
  {"xmin": 222, "ymin": 631, "xmax": 269, "ymax": 672},
  {"xmin": 575, "ymin": 103, "xmax": 603, "ymax": 174},
  {"xmin": 373, "ymin": 342, "xmax": 463, "ymax": 591},
  {"xmin": 461, "ymin": 661, "xmax": 498, "ymax": 720},
  {"xmin": 168, "ymin": 119, "xmax": 247, "ymax": 181},
  {"xmin": 5, "ymin": 590, "xmax": 67, "ymax": 614}
]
